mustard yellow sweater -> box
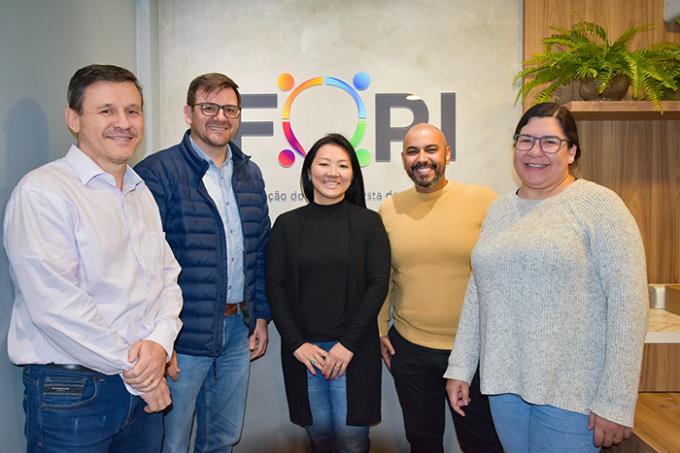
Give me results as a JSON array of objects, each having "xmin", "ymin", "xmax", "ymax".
[{"xmin": 378, "ymin": 181, "xmax": 496, "ymax": 350}]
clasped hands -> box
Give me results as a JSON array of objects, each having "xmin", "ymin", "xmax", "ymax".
[
  {"xmin": 122, "ymin": 340, "xmax": 170, "ymax": 413},
  {"xmin": 294, "ymin": 342, "xmax": 353, "ymax": 379}
]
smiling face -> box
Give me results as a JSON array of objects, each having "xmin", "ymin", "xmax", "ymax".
[
  {"xmin": 65, "ymin": 81, "xmax": 144, "ymax": 175},
  {"xmin": 401, "ymin": 124, "xmax": 451, "ymax": 193},
  {"xmin": 514, "ymin": 116, "xmax": 577, "ymax": 199},
  {"xmin": 309, "ymin": 143, "xmax": 353, "ymax": 205},
  {"xmin": 184, "ymin": 87, "xmax": 240, "ymax": 160}
]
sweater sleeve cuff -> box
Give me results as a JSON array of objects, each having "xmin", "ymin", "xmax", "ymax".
[
  {"xmin": 288, "ymin": 339, "xmax": 305, "ymax": 354},
  {"xmin": 590, "ymin": 397, "xmax": 637, "ymax": 428},
  {"xmin": 338, "ymin": 339, "xmax": 356, "ymax": 353},
  {"xmin": 443, "ymin": 366, "xmax": 474, "ymax": 384}
]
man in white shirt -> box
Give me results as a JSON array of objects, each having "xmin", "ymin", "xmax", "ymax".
[{"xmin": 3, "ymin": 64, "xmax": 183, "ymax": 452}]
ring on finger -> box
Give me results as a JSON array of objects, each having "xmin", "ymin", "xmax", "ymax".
[{"xmin": 310, "ymin": 359, "xmax": 317, "ymax": 365}]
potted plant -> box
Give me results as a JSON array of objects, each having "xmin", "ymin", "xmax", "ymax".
[
  {"xmin": 514, "ymin": 21, "xmax": 680, "ymax": 109},
  {"xmin": 632, "ymin": 42, "xmax": 680, "ymax": 103}
]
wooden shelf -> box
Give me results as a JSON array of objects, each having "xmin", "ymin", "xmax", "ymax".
[{"xmin": 564, "ymin": 101, "xmax": 680, "ymax": 120}]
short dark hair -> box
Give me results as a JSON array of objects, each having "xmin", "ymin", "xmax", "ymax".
[
  {"xmin": 67, "ymin": 64, "xmax": 143, "ymax": 113},
  {"xmin": 186, "ymin": 73, "xmax": 241, "ymax": 107},
  {"xmin": 300, "ymin": 134, "xmax": 366, "ymax": 208},
  {"xmin": 514, "ymin": 102, "xmax": 582, "ymax": 162}
]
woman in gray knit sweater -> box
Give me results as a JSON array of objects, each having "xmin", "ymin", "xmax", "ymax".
[{"xmin": 445, "ymin": 103, "xmax": 648, "ymax": 452}]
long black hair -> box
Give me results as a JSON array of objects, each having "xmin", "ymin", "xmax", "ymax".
[{"xmin": 300, "ymin": 133, "xmax": 366, "ymax": 207}]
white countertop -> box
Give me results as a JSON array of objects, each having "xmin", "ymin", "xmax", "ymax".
[{"xmin": 645, "ymin": 309, "xmax": 680, "ymax": 343}]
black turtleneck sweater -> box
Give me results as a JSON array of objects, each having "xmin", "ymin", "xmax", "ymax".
[
  {"xmin": 298, "ymin": 200, "xmax": 350, "ymax": 341},
  {"xmin": 267, "ymin": 199, "xmax": 391, "ymax": 426}
]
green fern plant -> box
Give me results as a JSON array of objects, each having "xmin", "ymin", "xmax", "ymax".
[
  {"xmin": 514, "ymin": 21, "xmax": 679, "ymax": 109},
  {"xmin": 627, "ymin": 43, "xmax": 680, "ymax": 104}
]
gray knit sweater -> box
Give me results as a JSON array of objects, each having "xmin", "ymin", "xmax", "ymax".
[{"xmin": 444, "ymin": 179, "xmax": 648, "ymax": 427}]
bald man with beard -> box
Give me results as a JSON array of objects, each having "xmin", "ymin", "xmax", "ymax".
[{"xmin": 378, "ymin": 124, "xmax": 502, "ymax": 453}]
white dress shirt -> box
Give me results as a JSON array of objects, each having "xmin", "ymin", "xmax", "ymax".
[{"xmin": 4, "ymin": 145, "xmax": 183, "ymax": 380}]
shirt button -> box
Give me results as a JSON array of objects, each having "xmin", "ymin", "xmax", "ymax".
[{"xmin": 228, "ymin": 285, "xmax": 232, "ymax": 289}]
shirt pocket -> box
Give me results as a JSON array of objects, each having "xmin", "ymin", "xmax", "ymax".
[{"xmin": 138, "ymin": 230, "xmax": 166, "ymax": 287}]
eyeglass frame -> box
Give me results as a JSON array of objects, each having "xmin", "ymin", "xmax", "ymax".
[
  {"xmin": 513, "ymin": 134, "xmax": 570, "ymax": 154},
  {"xmin": 192, "ymin": 102, "xmax": 242, "ymax": 119}
]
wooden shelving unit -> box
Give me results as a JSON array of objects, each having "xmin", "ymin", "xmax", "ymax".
[{"xmin": 564, "ymin": 101, "xmax": 680, "ymax": 121}]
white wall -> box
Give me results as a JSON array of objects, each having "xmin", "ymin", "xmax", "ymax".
[
  {"xmin": 157, "ymin": 0, "xmax": 521, "ymax": 219},
  {"xmin": 1, "ymin": 1, "xmax": 522, "ymax": 450},
  {"xmin": 0, "ymin": 1, "xmax": 139, "ymax": 450},
  {"xmin": 157, "ymin": 1, "xmax": 521, "ymax": 451}
]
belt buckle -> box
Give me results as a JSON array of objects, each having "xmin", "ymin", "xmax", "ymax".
[{"xmin": 224, "ymin": 302, "xmax": 243, "ymax": 317}]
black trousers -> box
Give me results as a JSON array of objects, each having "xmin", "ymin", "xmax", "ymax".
[{"xmin": 389, "ymin": 327, "xmax": 502, "ymax": 453}]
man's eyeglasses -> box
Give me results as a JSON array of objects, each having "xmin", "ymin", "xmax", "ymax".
[
  {"xmin": 513, "ymin": 134, "xmax": 568, "ymax": 154},
  {"xmin": 193, "ymin": 102, "xmax": 241, "ymax": 119}
]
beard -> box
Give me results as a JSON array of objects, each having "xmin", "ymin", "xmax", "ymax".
[
  {"xmin": 407, "ymin": 161, "xmax": 446, "ymax": 189},
  {"xmin": 194, "ymin": 120, "xmax": 238, "ymax": 149}
]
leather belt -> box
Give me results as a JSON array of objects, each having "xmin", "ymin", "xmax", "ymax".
[
  {"xmin": 43, "ymin": 363, "xmax": 101, "ymax": 374},
  {"xmin": 224, "ymin": 301, "xmax": 246, "ymax": 317}
]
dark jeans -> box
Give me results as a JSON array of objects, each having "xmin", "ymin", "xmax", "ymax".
[
  {"xmin": 23, "ymin": 365, "xmax": 163, "ymax": 453},
  {"xmin": 389, "ymin": 327, "xmax": 502, "ymax": 453}
]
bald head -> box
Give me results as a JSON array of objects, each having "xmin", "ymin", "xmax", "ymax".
[
  {"xmin": 401, "ymin": 123, "xmax": 451, "ymax": 193},
  {"xmin": 403, "ymin": 123, "xmax": 448, "ymax": 149}
]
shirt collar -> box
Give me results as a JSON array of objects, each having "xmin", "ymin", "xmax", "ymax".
[
  {"xmin": 190, "ymin": 136, "xmax": 232, "ymax": 169},
  {"xmin": 64, "ymin": 144, "xmax": 143, "ymax": 190}
]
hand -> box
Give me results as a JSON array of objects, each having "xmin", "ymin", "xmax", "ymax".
[
  {"xmin": 588, "ymin": 411, "xmax": 632, "ymax": 448},
  {"xmin": 249, "ymin": 318, "xmax": 269, "ymax": 360},
  {"xmin": 380, "ymin": 335, "xmax": 395, "ymax": 369},
  {"xmin": 165, "ymin": 350, "xmax": 180, "ymax": 382},
  {"xmin": 123, "ymin": 340, "xmax": 167, "ymax": 392},
  {"xmin": 446, "ymin": 379, "xmax": 470, "ymax": 417},
  {"xmin": 322, "ymin": 343, "xmax": 353, "ymax": 380},
  {"xmin": 140, "ymin": 378, "xmax": 172, "ymax": 413},
  {"xmin": 293, "ymin": 342, "xmax": 328, "ymax": 375}
]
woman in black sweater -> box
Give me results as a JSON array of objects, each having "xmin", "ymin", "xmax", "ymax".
[{"xmin": 266, "ymin": 134, "xmax": 390, "ymax": 452}]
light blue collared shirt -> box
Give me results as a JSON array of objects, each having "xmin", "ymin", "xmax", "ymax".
[{"xmin": 190, "ymin": 137, "xmax": 244, "ymax": 304}]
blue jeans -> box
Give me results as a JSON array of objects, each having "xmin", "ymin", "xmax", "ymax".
[
  {"xmin": 163, "ymin": 313, "xmax": 250, "ymax": 453},
  {"xmin": 489, "ymin": 393, "xmax": 600, "ymax": 453},
  {"xmin": 23, "ymin": 365, "xmax": 162, "ymax": 453},
  {"xmin": 304, "ymin": 341, "xmax": 369, "ymax": 453}
]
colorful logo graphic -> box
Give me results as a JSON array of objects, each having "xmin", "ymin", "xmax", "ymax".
[{"xmin": 277, "ymin": 71, "xmax": 371, "ymax": 168}]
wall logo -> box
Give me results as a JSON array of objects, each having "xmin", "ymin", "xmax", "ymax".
[
  {"xmin": 235, "ymin": 73, "xmax": 456, "ymax": 168},
  {"xmin": 277, "ymin": 72, "xmax": 372, "ymax": 168}
]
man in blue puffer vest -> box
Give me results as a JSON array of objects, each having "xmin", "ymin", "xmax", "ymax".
[{"xmin": 135, "ymin": 73, "xmax": 271, "ymax": 453}]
